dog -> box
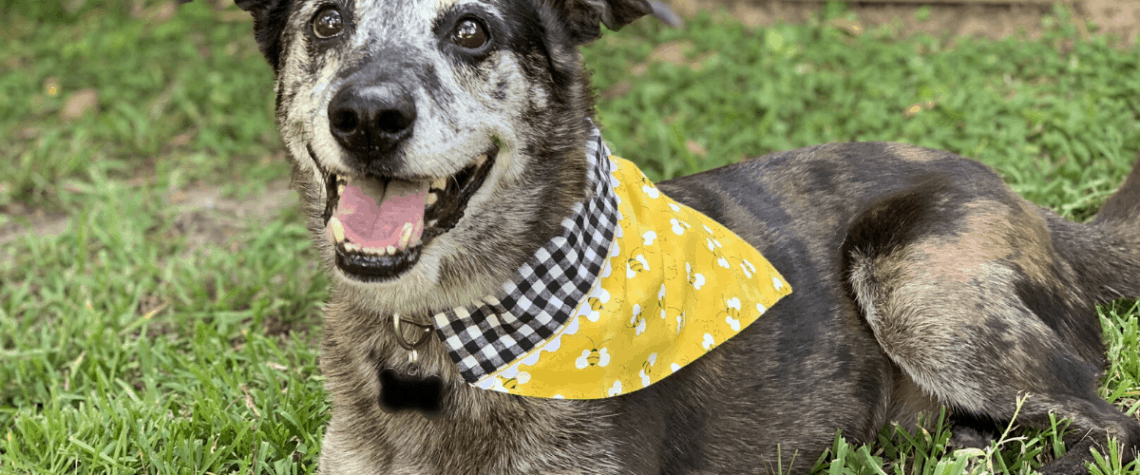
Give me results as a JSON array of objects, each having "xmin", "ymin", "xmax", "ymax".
[{"xmin": 194, "ymin": 0, "xmax": 1140, "ymax": 472}]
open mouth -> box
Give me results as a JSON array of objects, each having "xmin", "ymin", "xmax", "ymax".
[{"xmin": 322, "ymin": 148, "xmax": 497, "ymax": 282}]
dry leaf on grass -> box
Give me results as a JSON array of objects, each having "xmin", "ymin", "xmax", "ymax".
[
  {"xmin": 649, "ymin": 40, "xmax": 694, "ymax": 64},
  {"xmin": 828, "ymin": 18, "xmax": 865, "ymax": 36},
  {"xmin": 240, "ymin": 385, "xmax": 261, "ymax": 418},
  {"xmin": 143, "ymin": 3, "xmax": 177, "ymax": 24},
  {"xmin": 219, "ymin": 10, "xmax": 250, "ymax": 22},
  {"xmin": 602, "ymin": 81, "xmax": 633, "ymax": 99},
  {"xmin": 169, "ymin": 133, "xmax": 193, "ymax": 148},
  {"xmin": 62, "ymin": 88, "xmax": 98, "ymax": 121},
  {"xmin": 43, "ymin": 77, "xmax": 60, "ymax": 96},
  {"xmin": 685, "ymin": 140, "xmax": 708, "ymax": 157},
  {"xmin": 903, "ymin": 101, "xmax": 936, "ymax": 118}
]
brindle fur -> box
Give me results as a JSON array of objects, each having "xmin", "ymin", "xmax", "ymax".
[{"xmin": 195, "ymin": 0, "xmax": 1140, "ymax": 471}]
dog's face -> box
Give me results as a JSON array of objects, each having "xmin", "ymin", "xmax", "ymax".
[{"xmin": 229, "ymin": 0, "xmax": 650, "ymax": 316}]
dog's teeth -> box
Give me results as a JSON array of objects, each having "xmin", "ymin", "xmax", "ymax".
[
  {"xmin": 475, "ymin": 154, "xmax": 488, "ymax": 166},
  {"xmin": 330, "ymin": 217, "xmax": 345, "ymax": 243},
  {"xmin": 431, "ymin": 177, "xmax": 447, "ymax": 190},
  {"xmin": 428, "ymin": 219, "xmax": 438, "ymax": 228},
  {"xmin": 332, "ymin": 216, "xmax": 344, "ymax": 242},
  {"xmin": 399, "ymin": 222, "xmax": 414, "ymax": 249},
  {"xmin": 345, "ymin": 241, "xmax": 360, "ymax": 253},
  {"xmin": 386, "ymin": 245, "xmax": 397, "ymax": 255},
  {"xmin": 337, "ymin": 182, "xmax": 346, "ymax": 196},
  {"xmin": 426, "ymin": 192, "xmax": 438, "ymax": 207},
  {"xmin": 362, "ymin": 245, "xmax": 382, "ymax": 255}
]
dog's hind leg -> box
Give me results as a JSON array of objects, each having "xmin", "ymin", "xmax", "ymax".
[{"xmin": 841, "ymin": 165, "xmax": 1140, "ymax": 474}]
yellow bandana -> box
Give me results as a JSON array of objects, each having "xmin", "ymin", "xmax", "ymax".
[{"xmin": 472, "ymin": 156, "xmax": 792, "ymax": 399}]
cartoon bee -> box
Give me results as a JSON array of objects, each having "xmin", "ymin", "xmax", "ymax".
[
  {"xmin": 499, "ymin": 376, "xmax": 518, "ymax": 390},
  {"xmin": 641, "ymin": 353, "xmax": 658, "ymax": 375},
  {"xmin": 639, "ymin": 353, "xmax": 659, "ymax": 387},
  {"xmin": 584, "ymin": 288, "xmax": 610, "ymax": 322},
  {"xmin": 685, "ymin": 262, "xmax": 706, "ymax": 290},
  {"xmin": 625, "ymin": 247, "xmax": 650, "ymax": 278},
  {"xmin": 627, "ymin": 304, "xmax": 647, "ymax": 335},
  {"xmin": 670, "ymin": 218, "xmax": 691, "ymax": 235},
  {"xmin": 724, "ymin": 297, "xmax": 741, "ymax": 318},
  {"xmin": 706, "ymin": 236, "xmax": 730, "ymax": 268},
  {"xmin": 705, "ymin": 236, "xmax": 723, "ymax": 252},
  {"xmin": 739, "ymin": 259, "xmax": 757, "ymax": 278},
  {"xmin": 721, "ymin": 297, "xmax": 742, "ymax": 331},
  {"xmin": 655, "ymin": 283, "xmax": 683, "ymax": 321},
  {"xmin": 640, "ymin": 175, "xmax": 661, "ymax": 199},
  {"xmin": 575, "ymin": 337, "xmax": 611, "ymax": 369}
]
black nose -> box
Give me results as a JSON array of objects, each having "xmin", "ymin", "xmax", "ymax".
[{"xmin": 328, "ymin": 82, "xmax": 417, "ymax": 156}]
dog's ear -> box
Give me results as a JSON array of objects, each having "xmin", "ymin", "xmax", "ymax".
[
  {"xmin": 179, "ymin": 0, "xmax": 291, "ymax": 72},
  {"xmin": 553, "ymin": 0, "xmax": 652, "ymax": 45}
]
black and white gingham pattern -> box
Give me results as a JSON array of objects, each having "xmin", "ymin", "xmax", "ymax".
[{"xmin": 432, "ymin": 127, "xmax": 618, "ymax": 383}]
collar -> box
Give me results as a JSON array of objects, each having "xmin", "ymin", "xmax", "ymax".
[{"xmin": 431, "ymin": 127, "xmax": 792, "ymax": 399}]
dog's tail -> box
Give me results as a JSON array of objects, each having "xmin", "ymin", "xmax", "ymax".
[{"xmin": 1083, "ymin": 155, "xmax": 1140, "ymax": 301}]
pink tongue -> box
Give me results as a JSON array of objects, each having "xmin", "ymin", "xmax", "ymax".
[{"xmin": 336, "ymin": 179, "xmax": 427, "ymax": 249}]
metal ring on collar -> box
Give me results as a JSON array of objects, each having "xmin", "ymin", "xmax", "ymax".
[{"xmin": 392, "ymin": 313, "xmax": 433, "ymax": 351}]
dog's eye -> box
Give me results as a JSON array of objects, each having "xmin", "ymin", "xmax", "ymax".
[
  {"xmin": 451, "ymin": 18, "xmax": 488, "ymax": 49},
  {"xmin": 312, "ymin": 6, "xmax": 345, "ymax": 39}
]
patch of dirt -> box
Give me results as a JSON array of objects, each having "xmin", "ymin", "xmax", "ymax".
[
  {"xmin": 0, "ymin": 204, "xmax": 69, "ymax": 248},
  {"xmin": 606, "ymin": 39, "xmax": 716, "ymax": 97},
  {"xmin": 164, "ymin": 179, "xmax": 298, "ymax": 253},
  {"xmin": 665, "ymin": 0, "xmax": 1140, "ymax": 45},
  {"xmin": 0, "ymin": 179, "xmax": 298, "ymax": 257}
]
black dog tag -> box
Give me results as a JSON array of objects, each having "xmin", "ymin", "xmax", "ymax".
[{"xmin": 378, "ymin": 368, "xmax": 444, "ymax": 419}]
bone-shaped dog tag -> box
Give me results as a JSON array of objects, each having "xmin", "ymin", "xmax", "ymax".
[{"xmin": 378, "ymin": 368, "xmax": 444, "ymax": 419}]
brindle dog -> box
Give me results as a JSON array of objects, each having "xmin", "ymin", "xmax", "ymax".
[{"xmin": 191, "ymin": 0, "xmax": 1140, "ymax": 472}]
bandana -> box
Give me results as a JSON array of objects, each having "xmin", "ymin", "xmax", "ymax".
[{"xmin": 431, "ymin": 128, "xmax": 792, "ymax": 399}]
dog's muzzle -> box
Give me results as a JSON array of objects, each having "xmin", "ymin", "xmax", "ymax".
[{"xmin": 317, "ymin": 63, "xmax": 499, "ymax": 281}]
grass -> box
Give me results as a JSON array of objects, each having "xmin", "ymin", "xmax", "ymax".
[{"xmin": 1, "ymin": 0, "xmax": 1138, "ymax": 473}]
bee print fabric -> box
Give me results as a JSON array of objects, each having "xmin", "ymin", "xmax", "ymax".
[{"xmin": 473, "ymin": 156, "xmax": 793, "ymax": 399}]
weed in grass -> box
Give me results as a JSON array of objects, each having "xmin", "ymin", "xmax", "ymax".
[{"xmin": 914, "ymin": 6, "xmax": 932, "ymax": 23}]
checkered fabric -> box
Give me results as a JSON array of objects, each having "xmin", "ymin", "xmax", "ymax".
[{"xmin": 432, "ymin": 126, "xmax": 618, "ymax": 383}]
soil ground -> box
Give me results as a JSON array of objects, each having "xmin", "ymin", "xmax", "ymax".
[{"xmin": 670, "ymin": 0, "xmax": 1140, "ymax": 44}]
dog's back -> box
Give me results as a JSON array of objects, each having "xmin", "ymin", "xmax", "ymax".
[{"xmin": 656, "ymin": 142, "xmax": 1140, "ymax": 473}]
